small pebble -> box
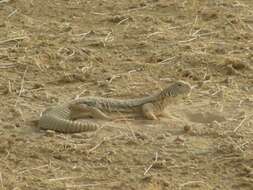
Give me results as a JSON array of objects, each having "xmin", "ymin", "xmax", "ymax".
[
  {"xmin": 183, "ymin": 124, "xmax": 191, "ymax": 133},
  {"xmin": 204, "ymin": 75, "xmax": 211, "ymax": 80},
  {"xmin": 153, "ymin": 160, "xmax": 166, "ymax": 169},
  {"xmin": 156, "ymin": 134, "xmax": 166, "ymax": 140},
  {"xmin": 72, "ymin": 166, "xmax": 83, "ymax": 172}
]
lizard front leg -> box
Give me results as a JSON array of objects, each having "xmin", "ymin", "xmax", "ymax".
[
  {"xmin": 142, "ymin": 103, "xmax": 158, "ymax": 120},
  {"xmin": 69, "ymin": 103, "xmax": 111, "ymax": 120}
]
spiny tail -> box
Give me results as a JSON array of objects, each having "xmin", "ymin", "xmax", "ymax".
[{"xmin": 38, "ymin": 115, "xmax": 98, "ymax": 133}]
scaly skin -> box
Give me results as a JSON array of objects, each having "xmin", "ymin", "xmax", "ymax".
[
  {"xmin": 39, "ymin": 80, "xmax": 191, "ymax": 133},
  {"xmin": 69, "ymin": 80, "xmax": 192, "ymax": 120},
  {"xmin": 38, "ymin": 103, "xmax": 99, "ymax": 133}
]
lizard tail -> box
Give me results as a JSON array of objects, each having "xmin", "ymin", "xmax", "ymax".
[{"xmin": 38, "ymin": 115, "xmax": 99, "ymax": 133}]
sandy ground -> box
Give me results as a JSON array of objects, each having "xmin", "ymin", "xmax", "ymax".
[{"xmin": 0, "ymin": 0, "xmax": 253, "ymax": 189}]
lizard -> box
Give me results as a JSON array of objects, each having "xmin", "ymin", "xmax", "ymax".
[{"xmin": 38, "ymin": 80, "xmax": 191, "ymax": 133}]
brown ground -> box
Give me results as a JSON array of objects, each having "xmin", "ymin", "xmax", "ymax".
[{"xmin": 0, "ymin": 0, "xmax": 253, "ymax": 189}]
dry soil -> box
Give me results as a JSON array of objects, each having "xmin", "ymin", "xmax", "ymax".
[{"xmin": 0, "ymin": 0, "xmax": 253, "ymax": 190}]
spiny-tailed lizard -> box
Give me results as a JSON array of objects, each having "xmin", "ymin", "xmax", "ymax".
[{"xmin": 38, "ymin": 80, "xmax": 191, "ymax": 133}]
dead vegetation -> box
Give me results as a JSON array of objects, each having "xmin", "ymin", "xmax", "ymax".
[{"xmin": 0, "ymin": 0, "xmax": 253, "ymax": 189}]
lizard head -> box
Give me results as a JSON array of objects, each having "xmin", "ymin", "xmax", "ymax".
[{"xmin": 160, "ymin": 80, "xmax": 192, "ymax": 98}]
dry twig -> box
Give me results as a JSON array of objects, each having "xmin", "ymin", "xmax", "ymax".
[
  {"xmin": 178, "ymin": 37, "xmax": 197, "ymax": 43},
  {"xmin": 233, "ymin": 117, "xmax": 247, "ymax": 133},
  {"xmin": 117, "ymin": 17, "xmax": 129, "ymax": 25},
  {"xmin": 87, "ymin": 137, "xmax": 106, "ymax": 153},
  {"xmin": 0, "ymin": 172, "xmax": 3, "ymax": 189},
  {"xmin": 15, "ymin": 66, "xmax": 28, "ymax": 106},
  {"xmin": 48, "ymin": 176, "xmax": 82, "ymax": 182},
  {"xmin": 158, "ymin": 56, "xmax": 176, "ymax": 64},
  {"xmin": 7, "ymin": 9, "xmax": 18, "ymax": 18},
  {"xmin": 18, "ymin": 164, "xmax": 49, "ymax": 174},
  {"xmin": 0, "ymin": 63, "xmax": 16, "ymax": 69},
  {"xmin": 179, "ymin": 180, "xmax": 212, "ymax": 190},
  {"xmin": 66, "ymin": 181, "xmax": 118, "ymax": 188},
  {"xmin": 144, "ymin": 152, "xmax": 158, "ymax": 175},
  {"xmin": 0, "ymin": 36, "xmax": 28, "ymax": 45}
]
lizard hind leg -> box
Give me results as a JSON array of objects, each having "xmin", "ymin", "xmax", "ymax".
[
  {"xmin": 142, "ymin": 103, "xmax": 158, "ymax": 120},
  {"xmin": 69, "ymin": 103, "xmax": 111, "ymax": 120}
]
